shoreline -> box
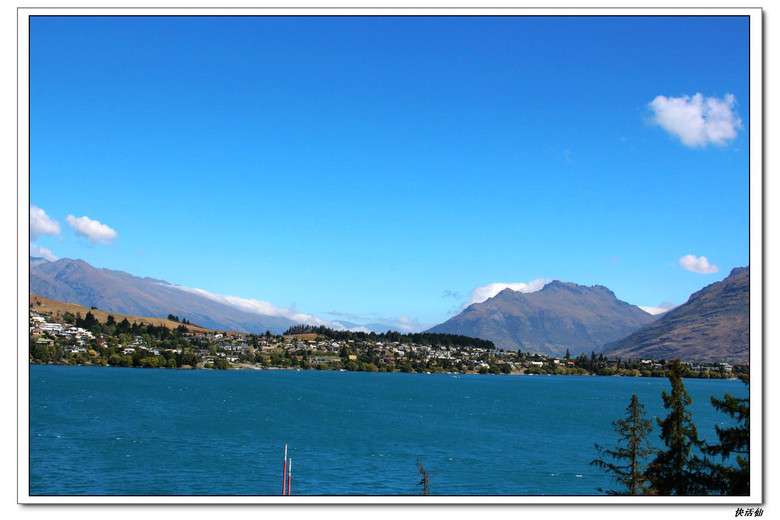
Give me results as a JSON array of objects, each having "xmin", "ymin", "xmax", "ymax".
[{"xmin": 28, "ymin": 361, "xmax": 741, "ymax": 380}]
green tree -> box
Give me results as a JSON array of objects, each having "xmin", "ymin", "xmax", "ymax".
[
  {"xmin": 590, "ymin": 394, "xmax": 654, "ymax": 495},
  {"xmin": 177, "ymin": 352, "xmax": 199, "ymax": 367},
  {"xmin": 117, "ymin": 317, "xmax": 131, "ymax": 334},
  {"xmin": 139, "ymin": 356, "xmax": 160, "ymax": 368},
  {"xmin": 646, "ymin": 359, "xmax": 708, "ymax": 495},
  {"xmin": 32, "ymin": 344, "xmax": 50, "ymax": 363},
  {"xmin": 706, "ymin": 374, "xmax": 749, "ymax": 495},
  {"xmin": 77, "ymin": 311, "xmax": 99, "ymax": 331}
]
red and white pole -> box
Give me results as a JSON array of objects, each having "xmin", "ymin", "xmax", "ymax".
[
  {"xmin": 287, "ymin": 458, "xmax": 292, "ymax": 495},
  {"xmin": 282, "ymin": 444, "xmax": 288, "ymax": 495}
]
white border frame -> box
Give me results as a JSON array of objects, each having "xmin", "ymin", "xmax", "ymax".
[{"xmin": 17, "ymin": 6, "xmax": 764, "ymax": 506}]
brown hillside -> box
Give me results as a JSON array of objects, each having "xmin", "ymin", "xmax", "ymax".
[
  {"xmin": 29, "ymin": 293, "xmax": 240, "ymax": 335},
  {"xmin": 600, "ymin": 267, "xmax": 749, "ymax": 364}
]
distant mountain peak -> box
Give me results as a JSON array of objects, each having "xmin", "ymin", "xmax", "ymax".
[
  {"xmin": 488, "ymin": 282, "xmax": 554, "ymax": 302},
  {"xmin": 427, "ymin": 278, "xmax": 655, "ymax": 356},
  {"xmin": 30, "ymin": 256, "xmax": 50, "ymax": 268},
  {"xmin": 602, "ymin": 266, "xmax": 749, "ymax": 364},
  {"xmin": 729, "ymin": 266, "xmax": 749, "ymax": 277},
  {"xmin": 540, "ymin": 280, "xmax": 615, "ymax": 298}
]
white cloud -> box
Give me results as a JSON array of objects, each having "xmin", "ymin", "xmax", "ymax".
[
  {"xmin": 30, "ymin": 205, "xmax": 60, "ymax": 240},
  {"xmin": 639, "ymin": 302, "xmax": 677, "ymax": 315},
  {"xmin": 167, "ymin": 286, "xmax": 434, "ymax": 333},
  {"xmin": 679, "ymin": 254, "xmax": 719, "ymax": 274},
  {"xmin": 648, "ymin": 93, "xmax": 742, "ymax": 147},
  {"xmin": 168, "ymin": 285, "xmax": 334, "ymax": 327},
  {"xmin": 328, "ymin": 310, "xmax": 432, "ymax": 333},
  {"xmin": 369, "ymin": 315, "xmax": 431, "ymax": 334},
  {"xmin": 465, "ymin": 278, "xmax": 552, "ymax": 307},
  {"xmin": 66, "ymin": 215, "xmax": 118, "ymax": 245},
  {"xmin": 30, "ymin": 243, "xmax": 58, "ymax": 261},
  {"xmin": 347, "ymin": 326, "xmax": 372, "ymax": 333}
]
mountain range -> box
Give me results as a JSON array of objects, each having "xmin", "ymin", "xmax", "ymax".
[
  {"xmin": 29, "ymin": 257, "xmax": 297, "ymax": 334},
  {"xmin": 601, "ymin": 266, "xmax": 750, "ymax": 364},
  {"xmin": 426, "ymin": 281, "xmax": 658, "ymax": 357},
  {"xmin": 29, "ymin": 257, "xmax": 750, "ymax": 363}
]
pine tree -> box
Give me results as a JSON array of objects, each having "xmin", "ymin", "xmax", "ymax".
[
  {"xmin": 706, "ymin": 373, "xmax": 749, "ymax": 495},
  {"xmin": 590, "ymin": 394, "xmax": 654, "ymax": 495},
  {"xmin": 646, "ymin": 359, "xmax": 708, "ymax": 495}
]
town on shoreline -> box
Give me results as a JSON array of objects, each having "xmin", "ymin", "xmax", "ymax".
[{"xmin": 29, "ymin": 301, "xmax": 747, "ymax": 379}]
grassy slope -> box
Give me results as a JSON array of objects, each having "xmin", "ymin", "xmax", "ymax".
[{"xmin": 29, "ymin": 292, "xmax": 239, "ymax": 335}]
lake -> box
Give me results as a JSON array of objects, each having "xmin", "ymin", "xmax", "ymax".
[{"xmin": 28, "ymin": 365, "xmax": 747, "ymax": 496}]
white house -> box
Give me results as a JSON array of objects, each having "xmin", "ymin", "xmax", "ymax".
[{"xmin": 40, "ymin": 322, "xmax": 63, "ymax": 333}]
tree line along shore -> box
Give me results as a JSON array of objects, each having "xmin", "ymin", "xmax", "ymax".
[{"xmin": 29, "ymin": 304, "xmax": 748, "ymax": 379}]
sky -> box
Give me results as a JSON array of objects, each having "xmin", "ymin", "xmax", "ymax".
[{"xmin": 28, "ymin": 14, "xmax": 752, "ymax": 332}]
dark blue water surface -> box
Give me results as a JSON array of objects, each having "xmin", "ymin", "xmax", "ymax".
[{"xmin": 28, "ymin": 365, "xmax": 748, "ymax": 496}]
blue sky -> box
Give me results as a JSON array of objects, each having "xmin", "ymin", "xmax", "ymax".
[{"xmin": 28, "ymin": 15, "xmax": 751, "ymax": 331}]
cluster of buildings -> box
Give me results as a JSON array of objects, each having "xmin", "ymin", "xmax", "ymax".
[
  {"xmin": 29, "ymin": 307, "xmax": 738, "ymax": 374},
  {"xmin": 637, "ymin": 358, "xmax": 733, "ymax": 373},
  {"xmin": 30, "ymin": 311, "xmax": 96, "ymax": 355}
]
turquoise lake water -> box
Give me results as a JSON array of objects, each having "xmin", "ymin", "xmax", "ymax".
[{"xmin": 28, "ymin": 365, "xmax": 748, "ymax": 496}]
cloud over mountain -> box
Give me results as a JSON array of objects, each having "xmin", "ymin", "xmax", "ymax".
[
  {"xmin": 327, "ymin": 309, "xmax": 431, "ymax": 333},
  {"xmin": 168, "ymin": 285, "xmax": 332, "ymax": 327},
  {"xmin": 365, "ymin": 315, "xmax": 431, "ymax": 333},
  {"xmin": 30, "ymin": 205, "xmax": 60, "ymax": 240},
  {"xmin": 648, "ymin": 93, "xmax": 742, "ymax": 147},
  {"xmin": 30, "ymin": 243, "xmax": 58, "ymax": 261},
  {"xmin": 639, "ymin": 302, "xmax": 677, "ymax": 315},
  {"xmin": 466, "ymin": 279, "xmax": 552, "ymax": 307}
]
